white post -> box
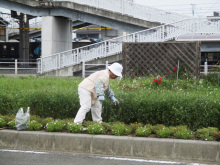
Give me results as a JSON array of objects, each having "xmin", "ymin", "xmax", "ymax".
[
  {"xmin": 77, "ymin": 48, "xmax": 79, "ymax": 64},
  {"xmin": 41, "ymin": 58, "xmax": 43, "ymax": 74},
  {"xmin": 82, "ymin": 61, "xmax": 85, "ymax": 78},
  {"xmin": 15, "ymin": 59, "xmax": 17, "ymax": 75},
  {"xmin": 162, "ymin": 25, "xmax": 165, "ymax": 42},
  {"xmin": 176, "ymin": 60, "xmax": 179, "ymax": 84},
  {"xmin": 133, "ymin": 33, "xmax": 136, "ymax": 42},
  {"xmin": 104, "ymin": 41, "xmax": 107, "ymax": 57},
  {"xmin": 106, "ymin": 61, "xmax": 108, "ymax": 69},
  {"xmin": 204, "ymin": 62, "xmax": 208, "ymax": 75},
  {"xmin": 58, "ymin": 53, "xmax": 61, "ymax": 69}
]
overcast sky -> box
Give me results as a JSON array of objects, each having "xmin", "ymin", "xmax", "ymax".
[
  {"xmin": 134, "ymin": 0, "xmax": 220, "ymax": 17},
  {"xmin": 1, "ymin": 0, "xmax": 219, "ymax": 19}
]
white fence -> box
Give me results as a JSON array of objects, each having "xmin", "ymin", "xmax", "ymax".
[
  {"xmin": 0, "ymin": 60, "xmax": 37, "ymax": 75},
  {"xmin": 37, "ymin": 18, "xmax": 220, "ymax": 74},
  {"xmin": 82, "ymin": 61, "xmax": 109, "ymax": 78},
  {"xmin": 201, "ymin": 62, "xmax": 220, "ymax": 75},
  {"xmin": 54, "ymin": 0, "xmax": 191, "ymax": 24}
]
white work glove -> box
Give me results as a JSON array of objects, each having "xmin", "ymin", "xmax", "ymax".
[
  {"xmin": 98, "ymin": 95, "xmax": 105, "ymax": 101},
  {"xmin": 110, "ymin": 96, "xmax": 119, "ymax": 105}
]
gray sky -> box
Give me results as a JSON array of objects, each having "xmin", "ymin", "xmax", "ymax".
[
  {"xmin": 134, "ymin": 0, "xmax": 220, "ymax": 17},
  {"xmin": 1, "ymin": 0, "xmax": 219, "ymax": 18}
]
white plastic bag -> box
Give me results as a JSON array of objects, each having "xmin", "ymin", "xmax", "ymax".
[{"xmin": 15, "ymin": 107, "xmax": 30, "ymax": 130}]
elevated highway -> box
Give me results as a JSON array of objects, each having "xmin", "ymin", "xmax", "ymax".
[{"xmin": 1, "ymin": 0, "xmax": 162, "ymax": 33}]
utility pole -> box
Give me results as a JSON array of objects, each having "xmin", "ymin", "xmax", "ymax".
[{"xmin": 191, "ymin": 4, "xmax": 196, "ymax": 17}]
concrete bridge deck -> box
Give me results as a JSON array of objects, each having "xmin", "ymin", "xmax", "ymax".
[{"xmin": 1, "ymin": 0, "xmax": 161, "ymax": 33}]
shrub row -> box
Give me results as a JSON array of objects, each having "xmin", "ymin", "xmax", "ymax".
[
  {"xmin": 0, "ymin": 116, "xmax": 219, "ymax": 141},
  {"xmin": 0, "ymin": 76, "xmax": 220, "ymax": 130}
]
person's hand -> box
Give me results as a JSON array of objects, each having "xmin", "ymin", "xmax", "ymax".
[
  {"xmin": 98, "ymin": 95, "xmax": 105, "ymax": 101},
  {"xmin": 110, "ymin": 96, "xmax": 119, "ymax": 105}
]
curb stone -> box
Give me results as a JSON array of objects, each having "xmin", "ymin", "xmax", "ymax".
[{"xmin": 0, "ymin": 130, "xmax": 219, "ymax": 164}]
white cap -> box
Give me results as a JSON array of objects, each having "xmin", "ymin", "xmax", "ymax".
[{"xmin": 108, "ymin": 63, "xmax": 123, "ymax": 78}]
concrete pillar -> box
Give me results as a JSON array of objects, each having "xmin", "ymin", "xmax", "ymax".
[
  {"xmin": 19, "ymin": 13, "xmax": 30, "ymax": 63},
  {"xmin": 42, "ymin": 16, "xmax": 72, "ymax": 58}
]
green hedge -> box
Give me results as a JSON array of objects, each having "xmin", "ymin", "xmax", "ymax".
[{"xmin": 0, "ymin": 76, "xmax": 219, "ymax": 130}]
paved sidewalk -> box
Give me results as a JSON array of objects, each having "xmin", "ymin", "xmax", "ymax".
[{"xmin": 0, "ymin": 130, "xmax": 219, "ymax": 164}]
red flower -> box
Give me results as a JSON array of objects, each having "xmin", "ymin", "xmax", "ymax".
[
  {"xmin": 168, "ymin": 71, "xmax": 171, "ymax": 74},
  {"xmin": 154, "ymin": 78, "xmax": 162, "ymax": 84},
  {"xmin": 140, "ymin": 83, "xmax": 144, "ymax": 86},
  {"xmin": 131, "ymin": 75, "xmax": 133, "ymax": 78},
  {"xmin": 174, "ymin": 67, "xmax": 178, "ymax": 72}
]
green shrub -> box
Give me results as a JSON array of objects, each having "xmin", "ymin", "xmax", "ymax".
[
  {"xmin": 111, "ymin": 122, "xmax": 130, "ymax": 136},
  {"xmin": 174, "ymin": 129, "xmax": 193, "ymax": 139},
  {"xmin": 168, "ymin": 126, "xmax": 177, "ymax": 136},
  {"xmin": 152, "ymin": 124, "xmax": 166, "ymax": 134},
  {"xmin": 156, "ymin": 127, "xmax": 172, "ymax": 138},
  {"xmin": 207, "ymin": 127, "xmax": 219, "ymax": 136},
  {"xmin": 82, "ymin": 121, "xmax": 97, "ymax": 127},
  {"xmin": 145, "ymin": 124, "xmax": 153, "ymax": 131},
  {"xmin": 42, "ymin": 117, "xmax": 54, "ymax": 127},
  {"xmin": 27, "ymin": 120, "xmax": 42, "ymax": 131},
  {"xmin": 0, "ymin": 118, "xmax": 6, "ymax": 127},
  {"xmin": 130, "ymin": 122, "xmax": 143, "ymax": 133},
  {"xmin": 101, "ymin": 122, "xmax": 111, "ymax": 131},
  {"xmin": 213, "ymin": 131, "xmax": 220, "ymax": 141},
  {"xmin": 195, "ymin": 127, "xmax": 218, "ymax": 141},
  {"xmin": 1, "ymin": 77, "xmax": 220, "ymax": 130},
  {"xmin": 87, "ymin": 123, "xmax": 106, "ymax": 134},
  {"xmin": 30, "ymin": 115, "xmax": 43, "ymax": 124},
  {"xmin": 135, "ymin": 127, "xmax": 151, "ymax": 137},
  {"xmin": 66, "ymin": 123, "xmax": 83, "ymax": 133},
  {"xmin": 7, "ymin": 120, "xmax": 16, "ymax": 129},
  {"xmin": 2, "ymin": 115, "xmax": 15, "ymax": 124},
  {"xmin": 45, "ymin": 120, "xmax": 64, "ymax": 132}
]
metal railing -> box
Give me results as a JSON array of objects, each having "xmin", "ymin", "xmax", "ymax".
[
  {"xmin": 82, "ymin": 61, "xmax": 109, "ymax": 78},
  {"xmin": 201, "ymin": 62, "xmax": 220, "ymax": 75},
  {"xmin": 37, "ymin": 18, "xmax": 220, "ymax": 74},
  {"xmin": 0, "ymin": 59, "xmax": 38, "ymax": 74},
  {"xmin": 54, "ymin": 0, "xmax": 191, "ymax": 24}
]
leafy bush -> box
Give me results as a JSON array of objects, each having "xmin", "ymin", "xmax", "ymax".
[
  {"xmin": 45, "ymin": 120, "xmax": 65, "ymax": 132},
  {"xmin": 1, "ymin": 77, "xmax": 220, "ymax": 130},
  {"xmin": 42, "ymin": 117, "xmax": 54, "ymax": 127},
  {"xmin": 30, "ymin": 115, "xmax": 43, "ymax": 124},
  {"xmin": 101, "ymin": 122, "xmax": 111, "ymax": 131},
  {"xmin": 130, "ymin": 122, "xmax": 143, "ymax": 133},
  {"xmin": 145, "ymin": 124, "xmax": 153, "ymax": 131},
  {"xmin": 87, "ymin": 123, "xmax": 106, "ymax": 134},
  {"xmin": 174, "ymin": 128, "xmax": 193, "ymax": 139},
  {"xmin": 27, "ymin": 120, "xmax": 42, "ymax": 131},
  {"xmin": 195, "ymin": 127, "xmax": 218, "ymax": 140},
  {"xmin": 111, "ymin": 122, "xmax": 131, "ymax": 136},
  {"xmin": 0, "ymin": 118, "xmax": 6, "ymax": 127},
  {"xmin": 2, "ymin": 115, "xmax": 15, "ymax": 124},
  {"xmin": 213, "ymin": 131, "xmax": 220, "ymax": 141},
  {"xmin": 207, "ymin": 127, "xmax": 219, "ymax": 136},
  {"xmin": 7, "ymin": 120, "xmax": 16, "ymax": 129},
  {"xmin": 66, "ymin": 123, "xmax": 83, "ymax": 133},
  {"xmin": 135, "ymin": 127, "xmax": 151, "ymax": 137},
  {"xmin": 152, "ymin": 124, "xmax": 166, "ymax": 134},
  {"xmin": 156, "ymin": 127, "xmax": 172, "ymax": 138},
  {"xmin": 83, "ymin": 121, "xmax": 97, "ymax": 127}
]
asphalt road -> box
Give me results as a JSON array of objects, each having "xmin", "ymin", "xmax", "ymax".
[{"xmin": 0, "ymin": 149, "xmax": 211, "ymax": 165}]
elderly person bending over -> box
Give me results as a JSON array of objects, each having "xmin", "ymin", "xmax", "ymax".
[{"xmin": 74, "ymin": 62, "xmax": 123, "ymax": 124}]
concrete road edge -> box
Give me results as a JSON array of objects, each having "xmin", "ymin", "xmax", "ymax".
[{"xmin": 0, "ymin": 130, "xmax": 219, "ymax": 163}]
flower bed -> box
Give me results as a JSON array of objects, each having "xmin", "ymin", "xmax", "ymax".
[{"xmin": 0, "ymin": 115, "xmax": 219, "ymax": 141}]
